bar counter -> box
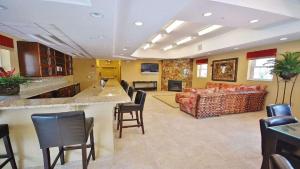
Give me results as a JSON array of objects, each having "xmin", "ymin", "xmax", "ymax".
[{"xmin": 0, "ymin": 79, "xmax": 130, "ymax": 169}]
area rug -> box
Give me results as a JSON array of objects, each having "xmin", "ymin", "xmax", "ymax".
[{"xmin": 153, "ymin": 94, "xmax": 179, "ymax": 108}]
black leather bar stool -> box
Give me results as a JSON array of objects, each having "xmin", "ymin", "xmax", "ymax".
[
  {"xmin": 270, "ymin": 154, "xmax": 295, "ymax": 169},
  {"xmin": 0, "ymin": 124, "xmax": 17, "ymax": 169},
  {"xmin": 31, "ymin": 111, "xmax": 95, "ymax": 169},
  {"xmin": 114, "ymin": 86, "xmax": 134, "ymax": 120},
  {"xmin": 266, "ymin": 104, "xmax": 293, "ymax": 117},
  {"xmin": 117, "ymin": 90, "xmax": 146, "ymax": 138}
]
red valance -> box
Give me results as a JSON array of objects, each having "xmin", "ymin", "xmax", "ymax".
[
  {"xmin": 247, "ymin": 48, "xmax": 277, "ymax": 60},
  {"xmin": 0, "ymin": 34, "xmax": 14, "ymax": 48},
  {"xmin": 196, "ymin": 58, "xmax": 208, "ymax": 64}
]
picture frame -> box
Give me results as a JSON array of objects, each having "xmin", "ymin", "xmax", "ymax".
[{"xmin": 212, "ymin": 58, "xmax": 238, "ymax": 82}]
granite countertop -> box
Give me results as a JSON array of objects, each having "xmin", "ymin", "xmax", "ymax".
[{"xmin": 0, "ymin": 79, "xmax": 130, "ymax": 110}]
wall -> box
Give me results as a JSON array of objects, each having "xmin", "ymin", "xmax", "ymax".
[
  {"xmin": 73, "ymin": 58, "xmax": 97, "ymax": 90},
  {"xmin": 192, "ymin": 40, "xmax": 300, "ymax": 117},
  {"xmin": 0, "ymin": 33, "xmax": 20, "ymax": 73},
  {"xmin": 161, "ymin": 59, "xmax": 193, "ymax": 91},
  {"xmin": 121, "ymin": 60, "xmax": 162, "ymax": 90},
  {"xmin": 96, "ymin": 60, "xmax": 121, "ymax": 81}
]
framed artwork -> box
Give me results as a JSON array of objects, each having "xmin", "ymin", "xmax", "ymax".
[{"xmin": 212, "ymin": 58, "xmax": 238, "ymax": 82}]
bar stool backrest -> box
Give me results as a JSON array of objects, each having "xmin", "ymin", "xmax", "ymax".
[
  {"xmin": 128, "ymin": 86, "xmax": 134, "ymax": 100},
  {"xmin": 134, "ymin": 90, "xmax": 146, "ymax": 111},
  {"xmin": 31, "ymin": 111, "xmax": 87, "ymax": 149},
  {"xmin": 123, "ymin": 82, "xmax": 129, "ymax": 92},
  {"xmin": 266, "ymin": 104, "xmax": 292, "ymax": 117}
]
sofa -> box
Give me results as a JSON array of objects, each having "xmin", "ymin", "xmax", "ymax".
[{"xmin": 176, "ymin": 82, "xmax": 267, "ymax": 118}]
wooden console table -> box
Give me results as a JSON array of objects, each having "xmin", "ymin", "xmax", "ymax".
[{"xmin": 133, "ymin": 81, "xmax": 157, "ymax": 91}]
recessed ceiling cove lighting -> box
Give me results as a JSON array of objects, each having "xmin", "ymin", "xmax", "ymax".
[
  {"xmin": 280, "ymin": 37, "xmax": 288, "ymax": 41},
  {"xmin": 163, "ymin": 45, "xmax": 173, "ymax": 51},
  {"xmin": 0, "ymin": 5, "xmax": 7, "ymax": 10},
  {"xmin": 165, "ymin": 20, "xmax": 185, "ymax": 33},
  {"xmin": 143, "ymin": 43, "xmax": 151, "ymax": 50},
  {"xmin": 198, "ymin": 25, "xmax": 223, "ymax": 36},
  {"xmin": 203, "ymin": 12, "xmax": 212, "ymax": 17},
  {"xmin": 151, "ymin": 34, "xmax": 162, "ymax": 43},
  {"xmin": 176, "ymin": 36, "xmax": 192, "ymax": 45},
  {"xmin": 249, "ymin": 19, "xmax": 259, "ymax": 23},
  {"xmin": 134, "ymin": 21, "xmax": 143, "ymax": 26},
  {"xmin": 90, "ymin": 12, "xmax": 104, "ymax": 18},
  {"xmin": 123, "ymin": 48, "xmax": 128, "ymax": 51},
  {"xmin": 234, "ymin": 47, "xmax": 239, "ymax": 50}
]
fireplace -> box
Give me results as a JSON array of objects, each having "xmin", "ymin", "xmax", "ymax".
[{"xmin": 168, "ymin": 80, "xmax": 182, "ymax": 92}]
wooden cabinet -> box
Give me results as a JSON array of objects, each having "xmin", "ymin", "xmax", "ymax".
[{"xmin": 17, "ymin": 41, "xmax": 73, "ymax": 77}]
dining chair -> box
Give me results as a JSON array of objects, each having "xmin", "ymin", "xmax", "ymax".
[
  {"xmin": 266, "ymin": 104, "xmax": 293, "ymax": 117},
  {"xmin": 0, "ymin": 124, "xmax": 17, "ymax": 169},
  {"xmin": 270, "ymin": 154, "xmax": 294, "ymax": 169}
]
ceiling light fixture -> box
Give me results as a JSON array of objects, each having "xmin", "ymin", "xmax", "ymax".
[
  {"xmin": 234, "ymin": 47, "xmax": 239, "ymax": 50},
  {"xmin": 143, "ymin": 43, "xmax": 151, "ymax": 50},
  {"xmin": 176, "ymin": 36, "xmax": 192, "ymax": 45},
  {"xmin": 280, "ymin": 37, "xmax": 288, "ymax": 41},
  {"xmin": 203, "ymin": 12, "xmax": 212, "ymax": 17},
  {"xmin": 163, "ymin": 45, "xmax": 174, "ymax": 51},
  {"xmin": 134, "ymin": 21, "xmax": 143, "ymax": 26},
  {"xmin": 90, "ymin": 12, "xmax": 104, "ymax": 18},
  {"xmin": 249, "ymin": 19, "xmax": 259, "ymax": 23},
  {"xmin": 198, "ymin": 25, "xmax": 223, "ymax": 36},
  {"xmin": 151, "ymin": 34, "xmax": 162, "ymax": 43},
  {"xmin": 165, "ymin": 20, "xmax": 185, "ymax": 33},
  {"xmin": 0, "ymin": 5, "xmax": 7, "ymax": 10},
  {"xmin": 123, "ymin": 48, "xmax": 128, "ymax": 51}
]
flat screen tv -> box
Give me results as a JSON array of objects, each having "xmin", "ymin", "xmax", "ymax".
[{"xmin": 141, "ymin": 63, "xmax": 159, "ymax": 73}]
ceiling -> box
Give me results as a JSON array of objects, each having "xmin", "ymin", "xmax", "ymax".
[{"xmin": 0, "ymin": 0, "xmax": 300, "ymax": 59}]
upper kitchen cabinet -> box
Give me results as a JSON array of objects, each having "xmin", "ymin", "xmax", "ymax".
[{"xmin": 17, "ymin": 41, "xmax": 73, "ymax": 77}]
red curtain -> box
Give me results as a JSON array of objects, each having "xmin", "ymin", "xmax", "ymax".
[
  {"xmin": 247, "ymin": 48, "xmax": 277, "ymax": 60},
  {"xmin": 0, "ymin": 34, "xmax": 14, "ymax": 48},
  {"xmin": 196, "ymin": 58, "xmax": 208, "ymax": 64}
]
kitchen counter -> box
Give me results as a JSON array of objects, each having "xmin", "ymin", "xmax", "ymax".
[{"xmin": 0, "ymin": 79, "xmax": 130, "ymax": 169}]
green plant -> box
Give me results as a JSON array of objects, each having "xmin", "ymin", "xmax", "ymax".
[
  {"xmin": 271, "ymin": 52, "xmax": 300, "ymax": 80},
  {"xmin": 0, "ymin": 68, "xmax": 28, "ymax": 86}
]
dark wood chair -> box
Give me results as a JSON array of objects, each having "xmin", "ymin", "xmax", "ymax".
[
  {"xmin": 117, "ymin": 90, "xmax": 146, "ymax": 138},
  {"xmin": 0, "ymin": 124, "xmax": 17, "ymax": 169},
  {"xmin": 270, "ymin": 154, "xmax": 295, "ymax": 169},
  {"xmin": 114, "ymin": 86, "xmax": 134, "ymax": 120},
  {"xmin": 31, "ymin": 111, "xmax": 95, "ymax": 169},
  {"xmin": 266, "ymin": 104, "xmax": 293, "ymax": 117}
]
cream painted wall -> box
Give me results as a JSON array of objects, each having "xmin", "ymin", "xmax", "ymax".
[
  {"xmin": 0, "ymin": 33, "xmax": 20, "ymax": 73},
  {"xmin": 121, "ymin": 60, "xmax": 162, "ymax": 90},
  {"xmin": 73, "ymin": 58, "xmax": 97, "ymax": 90},
  {"xmin": 192, "ymin": 40, "xmax": 300, "ymax": 117}
]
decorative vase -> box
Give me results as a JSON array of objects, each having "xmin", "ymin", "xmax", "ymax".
[
  {"xmin": 279, "ymin": 72, "xmax": 297, "ymax": 81},
  {"xmin": 0, "ymin": 85, "xmax": 20, "ymax": 95}
]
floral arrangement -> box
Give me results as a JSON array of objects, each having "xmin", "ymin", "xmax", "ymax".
[{"xmin": 0, "ymin": 67, "xmax": 27, "ymax": 87}]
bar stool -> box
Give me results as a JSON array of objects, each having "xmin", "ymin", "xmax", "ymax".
[
  {"xmin": 31, "ymin": 111, "xmax": 95, "ymax": 169},
  {"xmin": 0, "ymin": 124, "xmax": 17, "ymax": 169},
  {"xmin": 114, "ymin": 86, "xmax": 134, "ymax": 120},
  {"xmin": 266, "ymin": 104, "xmax": 293, "ymax": 117},
  {"xmin": 117, "ymin": 90, "xmax": 147, "ymax": 138}
]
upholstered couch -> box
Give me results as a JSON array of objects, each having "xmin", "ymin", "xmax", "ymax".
[{"xmin": 176, "ymin": 82, "xmax": 267, "ymax": 118}]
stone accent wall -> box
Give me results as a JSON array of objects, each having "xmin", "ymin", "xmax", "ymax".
[{"xmin": 161, "ymin": 59, "xmax": 193, "ymax": 91}]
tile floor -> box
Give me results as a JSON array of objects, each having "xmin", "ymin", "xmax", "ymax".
[{"xmin": 41, "ymin": 91, "xmax": 265, "ymax": 169}]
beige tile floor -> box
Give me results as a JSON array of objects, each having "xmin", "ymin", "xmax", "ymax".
[{"xmin": 34, "ymin": 91, "xmax": 265, "ymax": 169}]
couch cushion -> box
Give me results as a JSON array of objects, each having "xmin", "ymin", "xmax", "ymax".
[{"xmin": 206, "ymin": 82, "xmax": 220, "ymax": 89}]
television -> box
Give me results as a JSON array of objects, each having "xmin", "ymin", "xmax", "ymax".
[{"xmin": 141, "ymin": 63, "xmax": 159, "ymax": 73}]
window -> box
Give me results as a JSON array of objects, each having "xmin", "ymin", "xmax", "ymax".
[
  {"xmin": 247, "ymin": 57, "xmax": 274, "ymax": 81},
  {"xmin": 197, "ymin": 64, "xmax": 208, "ymax": 78},
  {"xmin": 0, "ymin": 49, "xmax": 12, "ymax": 70}
]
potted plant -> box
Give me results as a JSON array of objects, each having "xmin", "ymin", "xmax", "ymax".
[
  {"xmin": 269, "ymin": 52, "xmax": 300, "ymax": 104},
  {"xmin": 0, "ymin": 67, "xmax": 28, "ymax": 95}
]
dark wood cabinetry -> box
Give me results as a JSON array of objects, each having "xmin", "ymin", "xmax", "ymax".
[
  {"xmin": 17, "ymin": 41, "xmax": 73, "ymax": 77},
  {"xmin": 29, "ymin": 83, "xmax": 80, "ymax": 99}
]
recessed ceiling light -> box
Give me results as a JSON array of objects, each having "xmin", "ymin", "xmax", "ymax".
[
  {"xmin": 0, "ymin": 5, "xmax": 7, "ymax": 10},
  {"xmin": 176, "ymin": 36, "xmax": 193, "ymax": 45},
  {"xmin": 134, "ymin": 21, "xmax": 143, "ymax": 26},
  {"xmin": 234, "ymin": 47, "xmax": 239, "ymax": 50},
  {"xmin": 203, "ymin": 12, "xmax": 213, "ymax": 17},
  {"xmin": 143, "ymin": 43, "xmax": 151, "ymax": 50},
  {"xmin": 163, "ymin": 45, "xmax": 174, "ymax": 51},
  {"xmin": 90, "ymin": 12, "xmax": 104, "ymax": 18},
  {"xmin": 151, "ymin": 34, "xmax": 162, "ymax": 43},
  {"xmin": 249, "ymin": 19, "xmax": 259, "ymax": 23},
  {"xmin": 280, "ymin": 37, "xmax": 288, "ymax": 41},
  {"xmin": 165, "ymin": 20, "xmax": 185, "ymax": 33},
  {"xmin": 198, "ymin": 25, "xmax": 223, "ymax": 36}
]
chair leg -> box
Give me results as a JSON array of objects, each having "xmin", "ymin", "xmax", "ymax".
[
  {"xmin": 135, "ymin": 111, "xmax": 140, "ymax": 126},
  {"xmin": 114, "ymin": 107, "xmax": 117, "ymax": 120},
  {"xmin": 140, "ymin": 111, "xmax": 145, "ymax": 134},
  {"xmin": 3, "ymin": 135, "xmax": 17, "ymax": 169},
  {"xmin": 59, "ymin": 146, "xmax": 65, "ymax": 165},
  {"xmin": 117, "ymin": 111, "xmax": 120, "ymax": 130},
  {"xmin": 81, "ymin": 144, "xmax": 87, "ymax": 169},
  {"xmin": 42, "ymin": 148, "xmax": 51, "ymax": 169},
  {"xmin": 119, "ymin": 112, "xmax": 123, "ymax": 138},
  {"xmin": 90, "ymin": 129, "xmax": 96, "ymax": 160},
  {"xmin": 130, "ymin": 112, "xmax": 134, "ymax": 119}
]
